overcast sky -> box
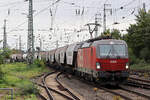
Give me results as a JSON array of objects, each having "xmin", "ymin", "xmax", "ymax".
[{"xmin": 0, "ymin": 0, "xmax": 150, "ymax": 51}]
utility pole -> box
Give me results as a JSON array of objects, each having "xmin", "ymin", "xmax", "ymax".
[
  {"xmin": 25, "ymin": 0, "xmax": 34, "ymax": 64},
  {"xmin": 19, "ymin": 35, "xmax": 21, "ymax": 52},
  {"xmin": 56, "ymin": 40, "xmax": 58, "ymax": 49},
  {"xmin": 95, "ymin": 14, "xmax": 101, "ymax": 38},
  {"xmin": 103, "ymin": 4, "xmax": 112, "ymax": 33},
  {"xmin": 103, "ymin": 4, "xmax": 106, "ymax": 32},
  {"xmin": 143, "ymin": 3, "xmax": 146, "ymax": 12},
  {"xmin": 16, "ymin": 38, "xmax": 18, "ymax": 50},
  {"xmin": 85, "ymin": 23, "xmax": 100, "ymax": 39},
  {"xmin": 3, "ymin": 19, "xmax": 7, "ymax": 50},
  {"xmin": 40, "ymin": 38, "xmax": 42, "ymax": 51}
]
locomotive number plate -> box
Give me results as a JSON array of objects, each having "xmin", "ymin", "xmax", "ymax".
[{"xmin": 110, "ymin": 60, "xmax": 117, "ymax": 63}]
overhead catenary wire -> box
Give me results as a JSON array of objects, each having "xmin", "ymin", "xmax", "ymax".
[
  {"xmin": 112, "ymin": 2, "xmax": 146, "ymax": 26},
  {"xmin": 61, "ymin": 0, "xmax": 109, "ymax": 39},
  {"xmin": 1, "ymin": 0, "xmax": 150, "ymax": 46},
  {"xmin": 121, "ymin": 0, "xmax": 137, "ymax": 8},
  {"xmin": 6, "ymin": 0, "xmax": 61, "ymax": 34},
  {"xmin": 0, "ymin": 1, "xmax": 23, "ymax": 8},
  {"xmin": 107, "ymin": 18, "xmax": 136, "ymax": 28},
  {"xmin": 2, "ymin": 0, "xmax": 112, "ymax": 35},
  {"xmin": 106, "ymin": 0, "xmax": 137, "ymax": 27},
  {"xmin": 115, "ymin": 0, "xmax": 138, "ymax": 13},
  {"xmin": 79, "ymin": 0, "xmax": 109, "ymax": 30},
  {"xmin": 86, "ymin": 0, "xmax": 141, "ymax": 34},
  {"xmin": 107, "ymin": 0, "xmax": 146, "ymax": 31}
]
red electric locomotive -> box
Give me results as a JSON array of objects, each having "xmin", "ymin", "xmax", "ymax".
[
  {"xmin": 40, "ymin": 36, "xmax": 129, "ymax": 85},
  {"xmin": 77, "ymin": 37, "xmax": 129, "ymax": 84}
]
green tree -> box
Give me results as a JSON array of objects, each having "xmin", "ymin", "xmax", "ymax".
[
  {"xmin": 101, "ymin": 29, "xmax": 111, "ymax": 36},
  {"xmin": 126, "ymin": 9, "xmax": 150, "ymax": 63},
  {"xmin": 140, "ymin": 47, "xmax": 150, "ymax": 62},
  {"xmin": 111, "ymin": 29, "xmax": 122, "ymax": 39},
  {"xmin": 0, "ymin": 48, "xmax": 12, "ymax": 64},
  {"xmin": 101, "ymin": 29, "xmax": 122, "ymax": 39}
]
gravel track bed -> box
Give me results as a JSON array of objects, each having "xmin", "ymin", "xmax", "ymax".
[
  {"xmin": 34, "ymin": 72, "xmax": 84, "ymax": 100},
  {"xmin": 59, "ymin": 74, "xmax": 150, "ymax": 100},
  {"xmin": 34, "ymin": 74, "xmax": 49, "ymax": 100},
  {"xmin": 45, "ymin": 73, "xmax": 71, "ymax": 100},
  {"xmin": 34, "ymin": 70, "xmax": 150, "ymax": 100},
  {"xmin": 130, "ymin": 75, "xmax": 150, "ymax": 81},
  {"xmin": 59, "ymin": 75, "xmax": 116, "ymax": 100},
  {"xmin": 121, "ymin": 85, "xmax": 150, "ymax": 98}
]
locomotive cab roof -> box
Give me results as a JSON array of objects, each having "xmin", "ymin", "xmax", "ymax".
[
  {"xmin": 80, "ymin": 36, "xmax": 127, "ymax": 48},
  {"xmin": 91, "ymin": 39, "xmax": 127, "ymax": 46},
  {"xmin": 86, "ymin": 36, "xmax": 113, "ymax": 43}
]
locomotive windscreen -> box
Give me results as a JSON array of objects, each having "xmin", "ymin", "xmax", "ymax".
[{"xmin": 99, "ymin": 44, "xmax": 126, "ymax": 57}]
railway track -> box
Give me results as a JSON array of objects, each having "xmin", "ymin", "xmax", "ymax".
[
  {"xmin": 33, "ymin": 71, "xmax": 80, "ymax": 100},
  {"xmin": 129, "ymin": 76, "xmax": 150, "ymax": 83},
  {"xmin": 119, "ymin": 85, "xmax": 150, "ymax": 100},
  {"xmin": 67, "ymin": 75, "xmax": 136, "ymax": 100},
  {"xmin": 96, "ymin": 85, "xmax": 133, "ymax": 100},
  {"xmin": 33, "ymin": 70, "xmax": 150, "ymax": 100},
  {"xmin": 56, "ymin": 72, "xmax": 80, "ymax": 100},
  {"xmin": 64, "ymin": 74, "xmax": 150, "ymax": 100},
  {"xmin": 42, "ymin": 71, "xmax": 55, "ymax": 100},
  {"xmin": 85, "ymin": 81, "xmax": 150, "ymax": 100},
  {"xmin": 94, "ymin": 78, "xmax": 150, "ymax": 100},
  {"xmin": 130, "ymin": 69, "xmax": 150, "ymax": 74},
  {"xmin": 37, "ymin": 93, "xmax": 47, "ymax": 100},
  {"xmin": 130, "ymin": 69, "xmax": 150, "ymax": 78},
  {"xmin": 127, "ymin": 76, "xmax": 150, "ymax": 89}
]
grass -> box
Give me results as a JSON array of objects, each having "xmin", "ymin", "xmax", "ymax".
[
  {"xmin": 0, "ymin": 61, "xmax": 49, "ymax": 100},
  {"xmin": 130, "ymin": 63, "xmax": 150, "ymax": 70}
]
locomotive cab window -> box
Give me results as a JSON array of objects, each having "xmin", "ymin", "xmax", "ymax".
[
  {"xmin": 99, "ymin": 45, "xmax": 113, "ymax": 57},
  {"xmin": 113, "ymin": 44, "xmax": 126, "ymax": 56},
  {"xmin": 81, "ymin": 43, "xmax": 92, "ymax": 48},
  {"xmin": 99, "ymin": 44, "xmax": 126, "ymax": 58}
]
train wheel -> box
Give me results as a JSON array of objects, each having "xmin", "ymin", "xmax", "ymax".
[{"xmin": 72, "ymin": 69, "xmax": 75, "ymax": 75}]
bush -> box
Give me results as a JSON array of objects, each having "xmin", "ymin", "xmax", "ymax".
[
  {"xmin": 18, "ymin": 81, "xmax": 39, "ymax": 95},
  {"xmin": 0, "ymin": 66, "xmax": 4, "ymax": 80},
  {"xmin": 140, "ymin": 47, "xmax": 150, "ymax": 62},
  {"xmin": 128, "ymin": 48, "xmax": 137, "ymax": 65},
  {"xmin": 0, "ymin": 48, "xmax": 12, "ymax": 64},
  {"xmin": 0, "ymin": 54, "xmax": 4, "ymax": 64},
  {"xmin": 0, "ymin": 63, "xmax": 49, "ymax": 99},
  {"xmin": 33, "ymin": 59, "xmax": 45, "ymax": 68}
]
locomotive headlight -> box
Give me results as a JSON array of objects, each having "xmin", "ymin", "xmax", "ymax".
[
  {"xmin": 126, "ymin": 63, "xmax": 129, "ymax": 69},
  {"xmin": 96, "ymin": 63, "xmax": 101, "ymax": 69}
]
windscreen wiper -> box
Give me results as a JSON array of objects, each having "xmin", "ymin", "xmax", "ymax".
[
  {"xmin": 106, "ymin": 49, "xmax": 112, "ymax": 58},
  {"xmin": 113, "ymin": 48, "xmax": 120, "ymax": 59}
]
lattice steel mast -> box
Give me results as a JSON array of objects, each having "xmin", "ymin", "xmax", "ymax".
[
  {"xmin": 26, "ymin": 0, "xmax": 34, "ymax": 64},
  {"xmin": 3, "ymin": 19, "xmax": 7, "ymax": 50}
]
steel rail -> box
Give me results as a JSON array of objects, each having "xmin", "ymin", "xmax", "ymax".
[
  {"xmin": 68, "ymin": 73, "xmax": 132, "ymax": 100},
  {"xmin": 96, "ymin": 86, "xmax": 133, "ymax": 100},
  {"xmin": 127, "ymin": 80, "xmax": 150, "ymax": 90},
  {"xmin": 35, "ymin": 71, "xmax": 77, "ymax": 100},
  {"xmin": 119, "ymin": 85, "xmax": 150, "ymax": 99},
  {"xmin": 37, "ymin": 93, "xmax": 47, "ymax": 100},
  {"xmin": 42, "ymin": 71, "xmax": 56, "ymax": 100},
  {"xmin": 129, "ymin": 77, "xmax": 150, "ymax": 83},
  {"xmin": 56, "ymin": 72, "xmax": 80, "ymax": 100},
  {"xmin": 35, "ymin": 82, "xmax": 75, "ymax": 100}
]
